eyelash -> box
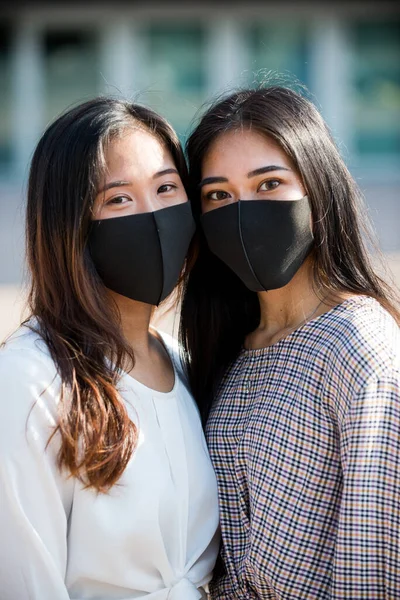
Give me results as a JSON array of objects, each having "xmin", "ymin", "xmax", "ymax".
[
  {"xmin": 205, "ymin": 178, "xmax": 282, "ymax": 201},
  {"xmin": 157, "ymin": 183, "xmax": 178, "ymax": 194},
  {"xmin": 205, "ymin": 190, "xmax": 230, "ymax": 201},
  {"xmin": 105, "ymin": 183, "xmax": 178, "ymax": 205},
  {"xmin": 106, "ymin": 196, "xmax": 129, "ymax": 205},
  {"xmin": 259, "ymin": 179, "xmax": 281, "ymax": 191}
]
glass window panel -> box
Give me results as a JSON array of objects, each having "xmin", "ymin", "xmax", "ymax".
[
  {"xmin": 350, "ymin": 21, "xmax": 400, "ymax": 155},
  {"xmin": 0, "ymin": 21, "xmax": 13, "ymax": 174},
  {"xmin": 43, "ymin": 29, "xmax": 99, "ymax": 125},
  {"xmin": 141, "ymin": 24, "xmax": 206, "ymax": 139},
  {"xmin": 245, "ymin": 22, "xmax": 309, "ymax": 88}
]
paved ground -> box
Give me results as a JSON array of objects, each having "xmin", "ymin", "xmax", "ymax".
[{"xmin": 0, "ymin": 285, "xmax": 180, "ymax": 343}]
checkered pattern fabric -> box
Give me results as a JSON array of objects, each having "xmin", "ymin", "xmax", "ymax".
[{"xmin": 206, "ymin": 296, "xmax": 400, "ymax": 599}]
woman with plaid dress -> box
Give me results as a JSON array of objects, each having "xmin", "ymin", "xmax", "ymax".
[{"xmin": 180, "ymin": 85, "xmax": 400, "ymax": 599}]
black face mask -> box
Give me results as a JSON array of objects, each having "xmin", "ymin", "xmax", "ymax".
[
  {"xmin": 89, "ymin": 202, "xmax": 195, "ymax": 305},
  {"xmin": 201, "ymin": 197, "xmax": 314, "ymax": 292}
]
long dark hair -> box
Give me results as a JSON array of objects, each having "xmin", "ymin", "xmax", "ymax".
[
  {"xmin": 25, "ymin": 97, "xmax": 188, "ymax": 492},
  {"xmin": 180, "ymin": 85, "xmax": 400, "ymax": 423}
]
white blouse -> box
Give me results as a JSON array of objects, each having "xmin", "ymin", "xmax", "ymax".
[{"xmin": 0, "ymin": 324, "xmax": 220, "ymax": 600}]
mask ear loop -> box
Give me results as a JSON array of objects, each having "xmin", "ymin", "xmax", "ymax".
[{"xmin": 237, "ymin": 200, "xmax": 265, "ymax": 291}]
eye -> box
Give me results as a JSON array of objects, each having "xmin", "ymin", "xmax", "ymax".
[
  {"xmin": 205, "ymin": 190, "xmax": 231, "ymax": 201},
  {"xmin": 106, "ymin": 195, "xmax": 131, "ymax": 205},
  {"xmin": 157, "ymin": 183, "xmax": 177, "ymax": 194},
  {"xmin": 258, "ymin": 179, "xmax": 281, "ymax": 192}
]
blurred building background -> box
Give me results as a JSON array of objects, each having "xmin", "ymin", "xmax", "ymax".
[{"xmin": 0, "ymin": 0, "xmax": 399, "ymax": 340}]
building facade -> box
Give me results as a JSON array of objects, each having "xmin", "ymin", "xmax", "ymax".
[{"xmin": 0, "ymin": 1, "xmax": 399, "ymax": 284}]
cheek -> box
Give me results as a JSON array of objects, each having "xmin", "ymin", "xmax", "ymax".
[
  {"xmin": 176, "ymin": 189, "xmax": 189, "ymax": 205},
  {"xmin": 297, "ymin": 177, "xmax": 307, "ymax": 197},
  {"xmin": 289, "ymin": 180, "xmax": 307, "ymax": 200}
]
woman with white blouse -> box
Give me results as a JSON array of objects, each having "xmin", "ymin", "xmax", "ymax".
[{"xmin": 0, "ymin": 98, "xmax": 219, "ymax": 599}]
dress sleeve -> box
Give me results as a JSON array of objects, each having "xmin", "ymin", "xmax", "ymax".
[
  {"xmin": 332, "ymin": 371, "xmax": 400, "ymax": 598},
  {"xmin": 0, "ymin": 348, "xmax": 74, "ymax": 600}
]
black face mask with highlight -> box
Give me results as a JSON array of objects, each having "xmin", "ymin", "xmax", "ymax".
[
  {"xmin": 89, "ymin": 202, "xmax": 195, "ymax": 306},
  {"xmin": 201, "ymin": 197, "xmax": 314, "ymax": 292}
]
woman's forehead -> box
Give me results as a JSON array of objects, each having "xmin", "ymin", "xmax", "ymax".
[
  {"xmin": 202, "ymin": 129, "xmax": 292, "ymax": 174},
  {"xmin": 104, "ymin": 129, "xmax": 174, "ymax": 175}
]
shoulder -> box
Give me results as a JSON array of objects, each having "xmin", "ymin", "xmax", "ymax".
[
  {"xmin": 320, "ymin": 296, "xmax": 399, "ymax": 374},
  {"xmin": 0, "ymin": 322, "xmax": 58, "ymax": 384},
  {"xmin": 0, "ymin": 323, "xmax": 61, "ymax": 454},
  {"xmin": 2, "ymin": 319, "xmax": 52, "ymax": 356},
  {"xmin": 310, "ymin": 296, "xmax": 400, "ymax": 410}
]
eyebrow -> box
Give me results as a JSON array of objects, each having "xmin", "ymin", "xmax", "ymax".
[
  {"xmin": 98, "ymin": 169, "xmax": 179, "ymax": 194},
  {"xmin": 98, "ymin": 180, "xmax": 131, "ymax": 194},
  {"xmin": 199, "ymin": 165, "xmax": 291, "ymax": 188},
  {"xmin": 247, "ymin": 165, "xmax": 291, "ymax": 178},
  {"xmin": 153, "ymin": 168, "xmax": 179, "ymax": 179}
]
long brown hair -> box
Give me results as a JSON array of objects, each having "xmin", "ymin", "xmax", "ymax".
[
  {"xmin": 180, "ymin": 85, "xmax": 400, "ymax": 423},
  {"xmin": 26, "ymin": 97, "xmax": 188, "ymax": 492}
]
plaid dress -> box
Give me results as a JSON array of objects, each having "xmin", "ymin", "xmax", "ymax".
[{"xmin": 206, "ymin": 296, "xmax": 400, "ymax": 599}]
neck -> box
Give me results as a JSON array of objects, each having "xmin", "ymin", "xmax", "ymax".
[
  {"xmin": 108, "ymin": 290, "xmax": 155, "ymax": 354},
  {"xmin": 254, "ymin": 258, "xmax": 326, "ymax": 344}
]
